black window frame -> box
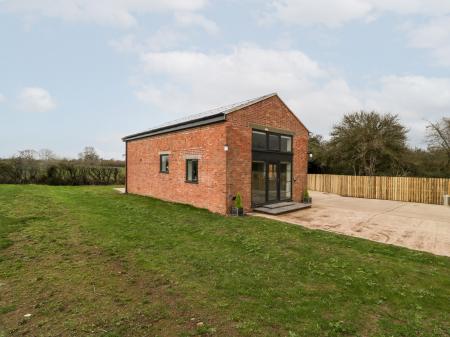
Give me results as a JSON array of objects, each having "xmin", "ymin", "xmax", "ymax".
[
  {"xmin": 280, "ymin": 135, "xmax": 292, "ymax": 153},
  {"xmin": 160, "ymin": 154, "xmax": 169, "ymax": 173},
  {"xmin": 185, "ymin": 159, "xmax": 198, "ymax": 183},
  {"xmin": 252, "ymin": 130, "xmax": 267, "ymax": 151},
  {"xmin": 268, "ymin": 133, "xmax": 281, "ymax": 151},
  {"xmin": 252, "ymin": 130, "xmax": 293, "ymax": 153}
]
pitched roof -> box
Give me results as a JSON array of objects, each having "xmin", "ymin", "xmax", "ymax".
[{"xmin": 122, "ymin": 93, "xmax": 277, "ymax": 141}]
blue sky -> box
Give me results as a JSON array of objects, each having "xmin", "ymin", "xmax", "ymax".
[{"xmin": 1, "ymin": 0, "xmax": 450, "ymax": 159}]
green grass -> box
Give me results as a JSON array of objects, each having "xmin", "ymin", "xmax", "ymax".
[{"xmin": 0, "ymin": 185, "xmax": 449, "ymax": 337}]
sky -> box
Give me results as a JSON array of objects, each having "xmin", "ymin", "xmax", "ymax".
[{"xmin": 1, "ymin": 0, "xmax": 450, "ymax": 159}]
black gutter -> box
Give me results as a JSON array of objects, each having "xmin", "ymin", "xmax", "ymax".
[{"xmin": 122, "ymin": 113, "xmax": 226, "ymax": 142}]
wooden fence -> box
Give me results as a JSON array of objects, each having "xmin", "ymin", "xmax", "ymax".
[{"xmin": 308, "ymin": 174, "xmax": 450, "ymax": 205}]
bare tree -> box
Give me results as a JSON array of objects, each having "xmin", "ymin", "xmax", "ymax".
[
  {"xmin": 78, "ymin": 146, "xmax": 100, "ymax": 163},
  {"xmin": 17, "ymin": 149, "xmax": 38, "ymax": 160},
  {"xmin": 426, "ymin": 117, "xmax": 450, "ymax": 165},
  {"xmin": 38, "ymin": 149, "xmax": 57, "ymax": 161},
  {"xmin": 13, "ymin": 149, "xmax": 39, "ymax": 183}
]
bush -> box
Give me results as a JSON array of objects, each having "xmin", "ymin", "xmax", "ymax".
[
  {"xmin": 45, "ymin": 163, "xmax": 125, "ymax": 185},
  {"xmin": 235, "ymin": 193, "xmax": 243, "ymax": 209},
  {"xmin": 0, "ymin": 159, "xmax": 124, "ymax": 186},
  {"xmin": 303, "ymin": 189, "xmax": 309, "ymax": 199}
]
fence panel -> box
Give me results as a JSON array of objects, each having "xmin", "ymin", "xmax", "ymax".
[{"xmin": 307, "ymin": 174, "xmax": 450, "ymax": 205}]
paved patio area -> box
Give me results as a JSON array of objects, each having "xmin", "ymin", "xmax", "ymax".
[{"xmin": 252, "ymin": 191, "xmax": 450, "ymax": 257}]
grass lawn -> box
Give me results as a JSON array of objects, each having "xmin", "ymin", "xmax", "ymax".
[{"xmin": 0, "ymin": 185, "xmax": 449, "ymax": 337}]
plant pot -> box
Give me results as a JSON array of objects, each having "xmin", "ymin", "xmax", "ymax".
[
  {"xmin": 231, "ymin": 207, "xmax": 244, "ymax": 216},
  {"xmin": 303, "ymin": 197, "xmax": 312, "ymax": 204}
]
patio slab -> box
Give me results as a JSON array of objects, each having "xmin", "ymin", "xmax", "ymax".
[{"xmin": 252, "ymin": 191, "xmax": 450, "ymax": 257}]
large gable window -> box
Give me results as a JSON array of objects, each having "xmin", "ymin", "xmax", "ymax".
[
  {"xmin": 160, "ymin": 154, "xmax": 169, "ymax": 173},
  {"xmin": 186, "ymin": 159, "xmax": 198, "ymax": 183},
  {"xmin": 252, "ymin": 130, "xmax": 292, "ymax": 153}
]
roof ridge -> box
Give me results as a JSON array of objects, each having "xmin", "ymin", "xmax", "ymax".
[
  {"xmin": 123, "ymin": 93, "xmax": 277, "ymax": 141},
  {"xmin": 151, "ymin": 92, "xmax": 277, "ymax": 130}
]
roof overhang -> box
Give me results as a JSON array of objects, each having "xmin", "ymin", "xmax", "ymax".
[{"xmin": 122, "ymin": 113, "xmax": 226, "ymax": 142}]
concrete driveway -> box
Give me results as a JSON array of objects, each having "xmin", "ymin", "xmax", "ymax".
[{"xmin": 254, "ymin": 191, "xmax": 450, "ymax": 257}]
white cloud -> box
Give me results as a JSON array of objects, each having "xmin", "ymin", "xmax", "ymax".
[
  {"xmin": 0, "ymin": 93, "xmax": 5, "ymax": 103},
  {"xmin": 406, "ymin": 16, "xmax": 450, "ymax": 67},
  {"xmin": 18, "ymin": 87, "xmax": 56, "ymax": 112},
  {"xmin": 1, "ymin": 0, "xmax": 208, "ymax": 27},
  {"xmin": 110, "ymin": 34, "xmax": 142, "ymax": 53},
  {"xmin": 174, "ymin": 12, "xmax": 219, "ymax": 34},
  {"xmin": 109, "ymin": 12, "xmax": 218, "ymax": 54},
  {"xmin": 365, "ymin": 76, "xmax": 450, "ymax": 116},
  {"xmin": 134, "ymin": 46, "xmax": 348, "ymax": 138},
  {"xmin": 132, "ymin": 45, "xmax": 450, "ymax": 146},
  {"xmin": 110, "ymin": 29, "xmax": 186, "ymax": 53},
  {"xmin": 271, "ymin": 0, "xmax": 373, "ymax": 27},
  {"xmin": 268, "ymin": 0, "xmax": 450, "ymax": 27},
  {"xmin": 364, "ymin": 75, "xmax": 450, "ymax": 144},
  {"xmin": 137, "ymin": 46, "xmax": 328, "ymax": 112},
  {"xmin": 140, "ymin": 46, "xmax": 326, "ymax": 80}
]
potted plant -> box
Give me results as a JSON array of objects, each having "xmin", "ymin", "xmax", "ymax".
[
  {"xmin": 231, "ymin": 193, "xmax": 244, "ymax": 216},
  {"xmin": 303, "ymin": 189, "xmax": 312, "ymax": 204}
]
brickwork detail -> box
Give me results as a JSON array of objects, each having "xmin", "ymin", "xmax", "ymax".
[{"xmin": 126, "ymin": 95, "xmax": 308, "ymax": 214}]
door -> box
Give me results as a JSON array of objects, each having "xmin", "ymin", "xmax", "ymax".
[
  {"xmin": 252, "ymin": 160, "xmax": 292, "ymax": 206},
  {"xmin": 251, "ymin": 161, "xmax": 266, "ymax": 205},
  {"xmin": 279, "ymin": 162, "xmax": 292, "ymax": 200},
  {"xmin": 267, "ymin": 162, "xmax": 279, "ymax": 202}
]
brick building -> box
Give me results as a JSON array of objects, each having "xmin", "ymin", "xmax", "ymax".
[{"xmin": 123, "ymin": 93, "xmax": 309, "ymax": 215}]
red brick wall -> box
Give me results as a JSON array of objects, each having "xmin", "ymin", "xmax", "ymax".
[
  {"xmin": 126, "ymin": 123, "xmax": 228, "ymax": 214},
  {"xmin": 126, "ymin": 95, "xmax": 308, "ymax": 215},
  {"xmin": 225, "ymin": 95, "xmax": 309, "ymax": 211}
]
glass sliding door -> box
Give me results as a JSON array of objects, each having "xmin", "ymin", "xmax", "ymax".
[
  {"xmin": 251, "ymin": 161, "xmax": 266, "ymax": 205},
  {"xmin": 267, "ymin": 162, "xmax": 278, "ymax": 202},
  {"xmin": 280, "ymin": 162, "xmax": 292, "ymax": 200},
  {"xmin": 252, "ymin": 160, "xmax": 293, "ymax": 206}
]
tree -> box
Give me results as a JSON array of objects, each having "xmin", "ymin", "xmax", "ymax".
[
  {"xmin": 308, "ymin": 134, "xmax": 331, "ymax": 173},
  {"xmin": 328, "ymin": 111, "xmax": 408, "ymax": 176},
  {"xmin": 17, "ymin": 149, "xmax": 38, "ymax": 160},
  {"xmin": 13, "ymin": 149, "xmax": 40, "ymax": 183},
  {"xmin": 402, "ymin": 147, "xmax": 450, "ymax": 178},
  {"xmin": 78, "ymin": 146, "xmax": 100, "ymax": 163},
  {"xmin": 38, "ymin": 149, "xmax": 57, "ymax": 161},
  {"xmin": 426, "ymin": 117, "xmax": 450, "ymax": 166}
]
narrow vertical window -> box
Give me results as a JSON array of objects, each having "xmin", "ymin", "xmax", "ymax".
[
  {"xmin": 186, "ymin": 159, "xmax": 198, "ymax": 183},
  {"xmin": 160, "ymin": 154, "xmax": 169, "ymax": 173},
  {"xmin": 281, "ymin": 135, "xmax": 292, "ymax": 152}
]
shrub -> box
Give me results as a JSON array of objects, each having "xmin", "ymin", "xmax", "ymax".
[
  {"xmin": 235, "ymin": 193, "xmax": 243, "ymax": 209},
  {"xmin": 304, "ymin": 189, "xmax": 309, "ymax": 199},
  {"xmin": 0, "ymin": 159, "xmax": 124, "ymax": 186}
]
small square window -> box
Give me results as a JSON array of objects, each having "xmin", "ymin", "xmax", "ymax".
[
  {"xmin": 160, "ymin": 154, "xmax": 169, "ymax": 173},
  {"xmin": 186, "ymin": 159, "xmax": 198, "ymax": 183}
]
